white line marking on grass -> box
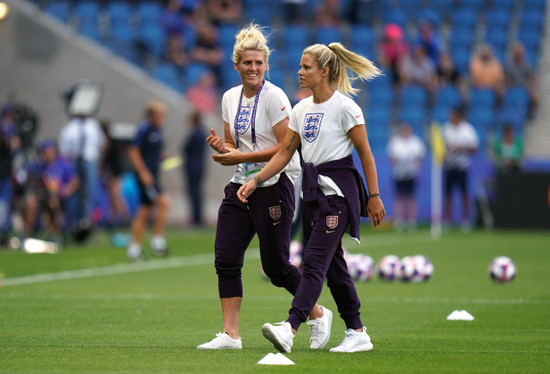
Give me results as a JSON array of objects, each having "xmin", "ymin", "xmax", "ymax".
[{"xmin": 0, "ymin": 249, "xmax": 260, "ymax": 287}]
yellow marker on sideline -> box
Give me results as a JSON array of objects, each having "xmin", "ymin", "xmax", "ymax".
[{"xmin": 161, "ymin": 156, "xmax": 182, "ymax": 171}]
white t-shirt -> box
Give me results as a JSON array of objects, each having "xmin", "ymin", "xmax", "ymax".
[
  {"xmin": 442, "ymin": 120, "xmax": 479, "ymax": 170},
  {"xmin": 222, "ymin": 80, "xmax": 300, "ymax": 187},
  {"xmin": 387, "ymin": 133, "xmax": 426, "ymax": 180},
  {"xmin": 289, "ymin": 90, "xmax": 364, "ymax": 196},
  {"xmin": 58, "ymin": 116, "xmax": 105, "ymax": 163}
]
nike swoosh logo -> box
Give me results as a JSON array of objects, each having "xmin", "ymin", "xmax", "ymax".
[
  {"xmin": 280, "ymin": 106, "xmax": 286, "ymax": 111},
  {"xmin": 355, "ymin": 114, "xmax": 361, "ymax": 118},
  {"xmin": 273, "ymin": 221, "xmax": 281, "ymax": 226},
  {"xmin": 326, "ymin": 230, "xmax": 336, "ymax": 234}
]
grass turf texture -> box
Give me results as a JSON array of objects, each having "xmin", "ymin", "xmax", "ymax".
[{"xmin": 1, "ymin": 228, "xmax": 549, "ymax": 373}]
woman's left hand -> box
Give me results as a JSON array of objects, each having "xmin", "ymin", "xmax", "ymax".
[
  {"xmin": 212, "ymin": 148, "xmax": 244, "ymax": 166},
  {"xmin": 367, "ymin": 196, "xmax": 385, "ymax": 227},
  {"xmin": 236, "ymin": 180, "xmax": 257, "ymax": 203}
]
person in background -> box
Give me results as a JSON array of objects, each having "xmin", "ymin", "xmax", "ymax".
[
  {"xmin": 399, "ymin": 43, "xmax": 437, "ymax": 92},
  {"xmin": 0, "ymin": 105, "xmax": 20, "ymax": 244},
  {"xmin": 379, "ymin": 23, "xmax": 408, "ymax": 85},
  {"xmin": 126, "ymin": 101, "xmax": 170, "ymax": 261},
  {"xmin": 182, "ymin": 110, "xmax": 207, "ymax": 227},
  {"xmin": 238, "ymin": 42, "xmax": 385, "ymax": 353},
  {"xmin": 469, "ymin": 43, "xmax": 505, "ymax": 100},
  {"xmin": 505, "ymin": 41, "xmax": 539, "ymax": 118},
  {"xmin": 58, "ymin": 112, "xmax": 105, "ymax": 226},
  {"xmin": 436, "ymin": 51, "xmax": 466, "ymax": 100},
  {"xmin": 387, "ymin": 122, "xmax": 426, "ymax": 232},
  {"xmin": 34, "ymin": 140, "xmax": 79, "ymax": 242},
  {"xmin": 491, "ymin": 124, "xmax": 523, "ymax": 174},
  {"xmin": 415, "ymin": 20, "xmax": 441, "ymax": 67},
  {"xmin": 442, "ymin": 106, "xmax": 479, "ymax": 232},
  {"xmin": 100, "ymin": 120, "xmax": 128, "ymax": 229}
]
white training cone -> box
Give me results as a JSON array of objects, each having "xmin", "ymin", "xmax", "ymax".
[
  {"xmin": 446, "ymin": 309, "xmax": 475, "ymax": 321},
  {"xmin": 257, "ymin": 353, "xmax": 295, "ymax": 365}
]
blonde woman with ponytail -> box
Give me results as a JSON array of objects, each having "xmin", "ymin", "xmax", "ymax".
[
  {"xmin": 238, "ymin": 43, "xmax": 386, "ymax": 353},
  {"xmin": 198, "ymin": 25, "xmax": 326, "ymax": 350}
]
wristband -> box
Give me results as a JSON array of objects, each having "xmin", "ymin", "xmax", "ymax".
[{"xmin": 369, "ymin": 193, "xmax": 380, "ymax": 199}]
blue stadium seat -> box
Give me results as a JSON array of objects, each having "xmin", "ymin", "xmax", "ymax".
[
  {"xmin": 450, "ymin": 8, "xmax": 478, "ymax": 30},
  {"xmin": 399, "ymin": 105, "xmax": 426, "ymax": 135},
  {"xmin": 518, "ymin": 29, "xmax": 543, "ymax": 55},
  {"xmin": 75, "ymin": 1, "xmax": 100, "ymax": 23},
  {"xmin": 485, "ymin": 9, "xmax": 512, "ymax": 31},
  {"xmin": 45, "ymin": 0, "xmax": 71, "ymax": 23},
  {"xmin": 489, "ymin": 0, "xmax": 515, "ymax": 11},
  {"xmin": 138, "ymin": 24, "xmax": 165, "ymax": 58},
  {"xmin": 401, "ymin": 85, "xmax": 428, "ymax": 107},
  {"xmin": 245, "ymin": 2, "xmax": 273, "ymax": 25},
  {"xmin": 78, "ymin": 22, "xmax": 102, "ymax": 42},
  {"xmin": 367, "ymin": 106, "xmax": 391, "ymax": 128},
  {"xmin": 469, "ymin": 88, "xmax": 497, "ymax": 109},
  {"xmin": 368, "ymin": 84, "xmax": 393, "ymax": 108},
  {"xmin": 283, "ymin": 24, "xmax": 309, "ymax": 51},
  {"xmin": 519, "ymin": 10, "xmax": 545, "ymax": 33},
  {"xmin": 429, "ymin": 105, "xmax": 450, "ymax": 124},
  {"xmin": 382, "ymin": 9, "xmax": 408, "ymax": 30},
  {"xmin": 449, "ymin": 29, "xmax": 475, "ymax": 51},
  {"xmin": 137, "ymin": 2, "xmax": 163, "ymax": 27},
  {"xmin": 151, "ymin": 63, "xmax": 182, "ymax": 92},
  {"xmin": 484, "ymin": 31, "xmax": 508, "ymax": 54},
  {"xmin": 496, "ymin": 106, "xmax": 527, "ymax": 132},
  {"xmin": 459, "ymin": 0, "xmax": 484, "ymax": 9},
  {"xmin": 523, "ymin": 0, "xmax": 547, "ymax": 12},
  {"xmin": 107, "ymin": 1, "xmax": 132, "ymax": 28},
  {"xmin": 315, "ymin": 26, "xmax": 342, "ymax": 46},
  {"xmin": 350, "ymin": 25, "xmax": 375, "ymax": 59},
  {"xmin": 450, "ymin": 47, "xmax": 471, "ymax": 75},
  {"xmin": 502, "ymin": 86, "xmax": 530, "ymax": 111},
  {"xmin": 434, "ymin": 86, "xmax": 461, "ymax": 109}
]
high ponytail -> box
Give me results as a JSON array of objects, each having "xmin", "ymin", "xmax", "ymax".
[{"xmin": 303, "ymin": 43, "xmax": 382, "ymax": 97}]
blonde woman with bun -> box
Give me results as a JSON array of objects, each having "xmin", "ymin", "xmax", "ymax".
[
  {"xmin": 238, "ymin": 42, "xmax": 385, "ymax": 353},
  {"xmin": 198, "ymin": 24, "xmax": 327, "ymax": 350}
]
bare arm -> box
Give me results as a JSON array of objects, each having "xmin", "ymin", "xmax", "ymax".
[
  {"xmin": 237, "ymin": 128, "xmax": 300, "ymax": 203},
  {"xmin": 129, "ymin": 146, "xmax": 153, "ymax": 186},
  {"xmin": 348, "ymin": 124, "xmax": 385, "ymax": 227},
  {"xmin": 212, "ymin": 118, "xmax": 290, "ymax": 166}
]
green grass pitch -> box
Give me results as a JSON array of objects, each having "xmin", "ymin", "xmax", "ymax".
[{"xmin": 1, "ymin": 228, "xmax": 549, "ymax": 373}]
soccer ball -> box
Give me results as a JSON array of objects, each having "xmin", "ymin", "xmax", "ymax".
[
  {"xmin": 377, "ymin": 255, "xmax": 402, "ymax": 281},
  {"xmin": 489, "ymin": 256, "xmax": 517, "ymax": 283},
  {"xmin": 347, "ymin": 254, "xmax": 375, "ymax": 282},
  {"xmin": 401, "ymin": 255, "xmax": 433, "ymax": 283}
]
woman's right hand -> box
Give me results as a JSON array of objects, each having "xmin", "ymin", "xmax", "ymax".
[{"xmin": 206, "ymin": 128, "xmax": 227, "ymax": 154}]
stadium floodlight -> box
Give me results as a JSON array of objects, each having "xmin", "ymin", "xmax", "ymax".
[{"xmin": 0, "ymin": 2, "xmax": 8, "ymax": 21}]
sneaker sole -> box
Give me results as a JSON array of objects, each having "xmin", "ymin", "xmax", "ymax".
[
  {"xmin": 310, "ymin": 308, "xmax": 333, "ymax": 349},
  {"xmin": 330, "ymin": 342, "xmax": 374, "ymax": 353},
  {"xmin": 197, "ymin": 344, "xmax": 242, "ymax": 350},
  {"xmin": 262, "ymin": 324, "xmax": 291, "ymax": 353}
]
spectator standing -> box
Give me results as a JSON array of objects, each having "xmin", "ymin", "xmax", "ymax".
[
  {"xmin": 58, "ymin": 114, "xmax": 105, "ymax": 225},
  {"xmin": 126, "ymin": 101, "xmax": 170, "ymax": 261},
  {"xmin": 387, "ymin": 122, "xmax": 426, "ymax": 232},
  {"xmin": 442, "ymin": 106, "xmax": 479, "ymax": 232},
  {"xmin": 415, "ymin": 20, "xmax": 442, "ymax": 67},
  {"xmin": 491, "ymin": 124, "xmax": 523, "ymax": 174},
  {"xmin": 182, "ymin": 110, "xmax": 207, "ymax": 227}
]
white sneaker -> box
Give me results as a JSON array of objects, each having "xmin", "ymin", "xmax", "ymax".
[
  {"xmin": 262, "ymin": 322, "xmax": 294, "ymax": 353},
  {"xmin": 127, "ymin": 243, "xmax": 144, "ymax": 261},
  {"xmin": 197, "ymin": 332, "xmax": 242, "ymax": 349},
  {"xmin": 307, "ymin": 305, "xmax": 333, "ymax": 349},
  {"xmin": 151, "ymin": 236, "xmax": 169, "ymax": 257},
  {"xmin": 329, "ymin": 327, "xmax": 373, "ymax": 353}
]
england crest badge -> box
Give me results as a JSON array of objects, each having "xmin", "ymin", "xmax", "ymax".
[
  {"xmin": 236, "ymin": 106, "xmax": 252, "ymax": 135},
  {"xmin": 303, "ymin": 113, "xmax": 324, "ymax": 142}
]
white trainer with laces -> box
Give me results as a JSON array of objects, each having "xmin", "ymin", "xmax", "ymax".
[
  {"xmin": 197, "ymin": 332, "xmax": 242, "ymax": 349},
  {"xmin": 307, "ymin": 305, "xmax": 333, "ymax": 349},
  {"xmin": 329, "ymin": 326, "xmax": 373, "ymax": 353},
  {"xmin": 261, "ymin": 322, "xmax": 294, "ymax": 353}
]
